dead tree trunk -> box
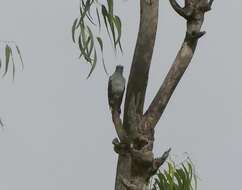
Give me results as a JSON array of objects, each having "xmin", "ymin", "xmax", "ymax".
[{"xmin": 110, "ymin": 0, "xmax": 214, "ymax": 189}]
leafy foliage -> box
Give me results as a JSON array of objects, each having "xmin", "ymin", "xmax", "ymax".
[
  {"xmin": 72, "ymin": 0, "xmax": 122, "ymax": 77},
  {"xmin": 151, "ymin": 158, "xmax": 197, "ymax": 190},
  {"xmin": 0, "ymin": 41, "xmax": 24, "ymax": 80}
]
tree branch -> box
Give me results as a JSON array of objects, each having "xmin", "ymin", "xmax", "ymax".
[
  {"xmin": 112, "ymin": 110, "xmax": 127, "ymax": 142},
  {"xmin": 123, "ymin": 0, "xmax": 159, "ymax": 133},
  {"xmin": 144, "ymin": 0, "xmax": 214, "ymax": 128},
  {"xmin": 150, "ymin": 148, "xmax": 171, "ymax": 176},
  {"xmin": 169, "ymin": 0, "xmax": 194, "ymax": 19}
]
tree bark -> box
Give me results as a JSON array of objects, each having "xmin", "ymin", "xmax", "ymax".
[{"xmin": 123, "ymin": 0, "xmax": 159, "ymax": 128}]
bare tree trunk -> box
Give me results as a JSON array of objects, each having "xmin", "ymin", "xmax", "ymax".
[
  {"xmin": 114, "ymin": 0, "xmax": 160, "ymax": 189},
  {"xmin": 114, "ymin": 155, "xmax": 132, "ymax": 190},
  {"xmin": 111, "ymin": 0, "xmax": 214, "ymax": 189}
]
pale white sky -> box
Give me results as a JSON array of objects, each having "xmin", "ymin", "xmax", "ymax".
[{"xmin": 0, "ymin": 0, "xmax": 241, "ymax": 189}]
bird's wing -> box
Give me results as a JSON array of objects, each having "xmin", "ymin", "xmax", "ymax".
[
  {"xmin": 108, "ymin": 76, "xmax": 113, "ymax": 107},
  {"xmin": 116, "ymin": 76, "xmax": 126, "ymax": 113}
]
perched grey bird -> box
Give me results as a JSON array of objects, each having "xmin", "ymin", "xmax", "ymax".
[{"xmin": 108, "ymin": 65, "xmax": 126, "ymax": 114}]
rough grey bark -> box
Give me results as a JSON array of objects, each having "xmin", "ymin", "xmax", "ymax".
[{"xmin": 110, "ymin": 0, "xmax": 214, "ymax": 189}]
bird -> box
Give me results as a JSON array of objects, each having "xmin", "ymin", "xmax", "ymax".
[{"xmin": 108, "ymin": 65, "xmax": 126, "ymax": 114}]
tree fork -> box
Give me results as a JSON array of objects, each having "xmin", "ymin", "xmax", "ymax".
[
  {"xmin": 145, "ymin": 0, "xmax": 214, "ymax": 129},
  {"xmin": 111, "ymin": 0, "xmax": 214, "ymax": 189}
]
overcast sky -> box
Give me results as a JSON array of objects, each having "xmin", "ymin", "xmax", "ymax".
[{"xmin": 0, "ymin": 0, "xmax": 241, "ymax": 189}]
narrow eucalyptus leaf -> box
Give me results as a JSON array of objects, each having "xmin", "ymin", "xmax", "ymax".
[
  {"xmin": 84, "ymin": 36, "xmax": 91, "ymax": 50},
  {"xmin": 96, "ymin": 37, "xmax": 103, "ymax": 51},
  {"xmin": 86, "ymin": 0, "xmax": 95, "ymax": 24},
  {"xmin": 118, "ymin": 41, "xmax": 123, "ymax": 52},
  {"xmin": 78, "ymin": 36, "xmax": 88, "ymax": 60},
  {"xmin": 97, "ymin": 37, "xmax": 108, "ymax": 75},
  {"xmin": 107, "ymin": 0, "xmax": 113, "ymax": 15},
  {"xmin": 3, "ymin": 45, "xmax": 11, "ymax": 77},
  {"xmin": 72, "ymin": 18, "xmax": 78, "ymax": 43},
  {"xmin": 106, "ymin": 14, "xmax": 116, "ymax": 47},
  {"xmin": 80, "ymin": 21, "xmax": 87, "ymax": 51},
  {"xmin": 87, "ymin": 49, "xmax": 97, "ymax": 78},
  {"xmin": 86, "ymin": 26, "xmax": 94, "ymax": 57},
  {"xmin": 80, "ymin": 0, "xmax": 93, "ymax": 23},
  {"xmin": 10, "ymin": 52, "xmax": 15, "ymax": 80},
  {"xmin": 101, "ymin": 5, "xmax": 111, "ymax": 39},
  {"xmin": 113, "ymin": 16, "xmax": 122, "ymax": 45},
  {"xmin": 86, "ymin": 13, "xmax": 96, "ymax": 25},
  {"xmin": 96, "ymin": 8, "xmax": 101, "ymax": 32},
  {"xmin": 15, "ymin": 45, "xmax": 24, "ymax": 69}
]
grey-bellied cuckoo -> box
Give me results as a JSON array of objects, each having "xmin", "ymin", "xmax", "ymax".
[{"xmin": 108, "ymin": 65, "xmax": 126, "ymax": 114}]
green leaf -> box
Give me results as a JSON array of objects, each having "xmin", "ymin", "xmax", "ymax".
[
  {"xmin": 118, "ymin": 41, "xmax": 123, "ymax": 52},
  {"xmin": 3, "ymin": 45, "xmax": 11, "ymax": 77},
  {"xmin": 101, "ymin": 4, "xmax": 116, "ymax": 47},
  {"xmin": 11, "ymin": 51, "xmax": 15, "ymax": 81},
  {"xmin": 101, "ymin": 5, "xmax": 116, "ymax": 48},
  {"xmin": 167, "ymin": 162, "xmax": 175, "ymax": 190},
  {"xmin": 86, "ymin": 13, "xmax": 96, "ymax": 25},
  {"xmin": 113, "ymin": 15, "xmax": 122, "ymax": 46},
  {"xmin": 107, "ymin": 14, "xmax": 116, "ymax": 47},
  {"xmin": 78, "ymin": 36, "xmax": 90, "ymax": 62},
  {"xmin": 96, "ymin": 37, "xmax": 103, "ymax": 52},
  {"xmin": 97, "ymin": 37, "xmax": 108, "ymax": 75},
  {"xmin": 80, "ymin": 0, "xmax": 94, "ymax": 24},
  {"xmin": 78, "ymin": 24, "xmax": 95, "ymax": 66},
  {"xmin": 72, "ymin": 18, "xmax": 78, "ymax": 43},
  {"xmin": 96, "ymin": 8, "xmax": 101, "ymax": 32},
  {"xmin": 182, "ymin": 163, "xmax": 191, "ymax": 186},
  {"xmin": 174, "ymin": 172, "xmax": 183, "ymax": 188},
  {"xmin": 101, "ymin": 5, "xmax": 111, "ymax": 38},
  {"xmin": 86, "ymin": 0, "xmax": 96, "ymax": 25},
  {"xmin": 84, "ymin": 1, "xmax": 96, "ymax": 26},
  {"xmin": 15, "ymin": 45, "xmax": 24, "ymax": 68},
  {"xmin": 86, "ymin": 26, "xmax": 94, "ymax": 57},
  {"xmin": 79, "ymin": 21, "xmax": 88, "ymax": 57},
  {"xmin": 193, "ymin": 173, "xmax": 197, "ymax": 190},
  {"xmin": 151, "ymin": 159, "xmax": 197, "ymax": 190},
  {"xmin": 87, "ymin": 49, "xmax": 97, "ymax": 78},
  {"xmin": 84, "ymin": 36, "xmax": 92, "ymax": 50},
  {"xmin": 107, "ymin": 0, "xmax": 113, "ymax": 15}
]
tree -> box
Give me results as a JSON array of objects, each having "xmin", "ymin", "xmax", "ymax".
[{"xmin": 72, "ymin": 0, "xmax": 214, "ymax": 189}]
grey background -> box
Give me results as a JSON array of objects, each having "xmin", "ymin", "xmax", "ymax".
[{"xmin": 0, "ymin": 0, "xmax": 241, "ymax": 189}]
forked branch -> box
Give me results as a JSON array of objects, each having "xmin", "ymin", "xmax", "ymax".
[
  {"xmin": 169, "ymin": 0, "xmax": 194, "ymax": 19},
  {"xmin": 123, "ymin": 0, "xmax": 159, "ymax": 132},
  {"xmin": 144, "ymin": 0, "xmax": 215, "ymax": 128}
]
